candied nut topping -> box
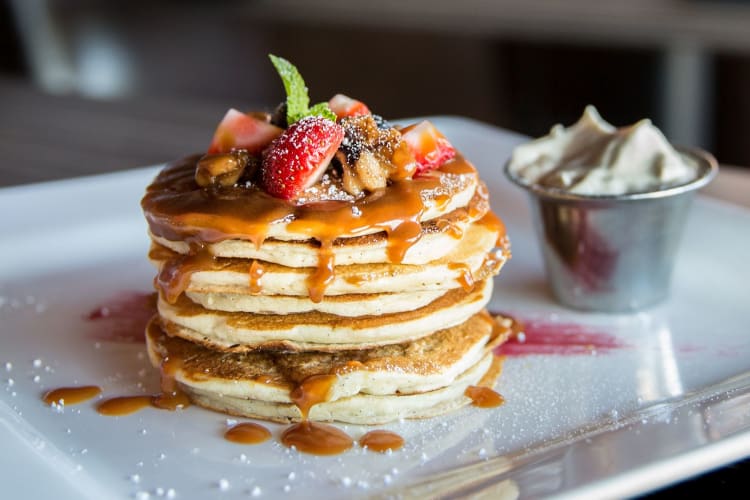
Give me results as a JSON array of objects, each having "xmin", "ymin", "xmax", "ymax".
[
  {"xmin": 195, "ymin": 150, "xmax": 250, "ymax": 188},
  {"xmin": 337, "ymin": 115, "xmax": 417, "ymax": 196}
]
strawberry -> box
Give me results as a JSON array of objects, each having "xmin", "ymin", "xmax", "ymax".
[
  {"xmin": 207, "ymin": 108, "xmax": 283, "ymax": 155},
  {"xmin": 400, "ymin": 120, "xmax": 456, "ymax": 175},
  {"xmin": 328, "ymin": 94, "xmax": 371, "ymax": 119},
  {"xmin": 261, "ymin": 116, "xmax": 344, "ymax": 200}
]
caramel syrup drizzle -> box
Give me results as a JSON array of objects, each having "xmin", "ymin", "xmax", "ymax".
[
  {"xmin": 143, "ymin": 155, "xmax": 493, "ymax": 303},
  {"xmin": 94, "ymin": 356, "xmax": 190, "ymax": 416},
  {"xmin": 248, "ymin": 260, "xmax": 264, "ymax": 294},
  {"xmin": 281, "ymin": 374, "xmax": 354, "ymax": 455},
  {"xmin": 448, "ymin": 262, "xmax": 476, "ymax": 292},
  {"xmin": 155, "ymin": 247, "xmax": 215, "ymax": 304}
]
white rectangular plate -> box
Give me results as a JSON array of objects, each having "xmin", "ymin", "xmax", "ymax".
[{"xmin": 2, "ymin": 117, "xmax": 749, "ymax": 499}]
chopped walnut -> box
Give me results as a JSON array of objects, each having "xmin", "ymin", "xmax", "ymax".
[
  {"xmin": 195, "ymin": 150, "xmax": 250, "ymax": 187},
  {"xmin": 336, "ymin": 115, "xmax": 418, "ymax": 195},
  {"xmin": 354, "ymin": 150, "xmax": 387, "ymax": 191}
]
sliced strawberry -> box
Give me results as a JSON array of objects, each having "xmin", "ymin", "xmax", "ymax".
[
  {"xmin": 261, "ymin": 116, "xmax": 344, "ymax": 200},
  {"xmin": 207, "ymin": 108, "xmax": 283, "ymax": 155},
  {"xmin": 400, "ymin": 120, "xmax": 456, "ymax": 175},
  {"xmin": 328, "ymin": 94, "xmax": 371, "ymax": 119}
]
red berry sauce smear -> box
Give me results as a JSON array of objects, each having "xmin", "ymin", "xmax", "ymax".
[{"xmin": 492, "ymin": 311, "xmax": 627, "ymax": 357}]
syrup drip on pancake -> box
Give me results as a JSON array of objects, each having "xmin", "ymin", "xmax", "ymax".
[
  {"xmin": 248, "ymin": 260, "xmax": 264, "ymax": 294},
  {"xmin": 152, "ymin": 356, "xmax": 191, "ymax": 410},
  {"xmin": 289, "ymin": 374, "xmax": 337, "ymax": 418},
  {"xmin": 306, "ymin": 243, "xmax": 335, "ymax": 303},
  {"xmin": 448, "ymin": 262, "xmax": 475, "ymax": 292},
  {"xmin": 156, "ymin": 248, "xmax": 216, "ymax": 304},
  {"xmin": 437, "ymin": 218, "xmax": 464, "ymax": 239},
  {"xmin": 43, "ymin": 386, "xmax": 101, "ymax": 406},
  {"xmin": 282, "ymin": 374, "xmax": 355, "ymax": 455}
]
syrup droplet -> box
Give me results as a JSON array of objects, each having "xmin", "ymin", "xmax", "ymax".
[
  {"xmin": 290, "ymin": 374, "xmax": 336, "ymax": 420},
  {"xmin": 224, "ymin": 422, "xmax": 272, "ymax": 445},
  {"xmin": 43, "ymin": 386, "xmax": 101, "ymax": 406},
  {"xmin": 359, "ymin": 430, "xmax": 404, "ymax": 453},
  {"xmin": 248, "ymin": 260, "xmax": 264, "ymax": 294},
  {"xmin": 281, "ymin": 421, "xmax": 353, "ymax": 455},
  {"xmin": 96, "ymin": 395, "xmax": 153, "ymax": 416},
  {"xmin": 464, "ymin": 385, "xmax": 505, "ymax": 408}
]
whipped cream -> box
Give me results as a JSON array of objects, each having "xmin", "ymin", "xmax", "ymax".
[{"xmin": 507, "ymin": 106, "xmax": 700, "ymax": 195}]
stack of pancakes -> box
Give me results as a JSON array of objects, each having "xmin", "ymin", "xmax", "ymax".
[{"xmin": 142, "ymin": 152, "xmax": 512, "ymax": 424}]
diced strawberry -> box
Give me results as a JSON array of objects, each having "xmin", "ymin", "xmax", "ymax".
[
  {"xmin": 261, "ymin": 116, "xmax": 344, "ymax": 200},
  {"xmin": 207, "ymin": 108, "xmax": 283, "ymax": 154},
  {"xmin": 328, "ymin": 94, "xmax": 371, "ymax": 119},
  {"xmin": 400, "ymin": 120, "xmax": 456, "ymax": 175}
]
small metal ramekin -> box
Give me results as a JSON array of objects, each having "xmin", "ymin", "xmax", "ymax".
[{"xmin": 505, "ymin": 148, "xmax": 718, "ymax": 312}]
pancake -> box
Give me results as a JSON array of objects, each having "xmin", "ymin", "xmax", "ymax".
[
  {"xmin": 185, "ymin": 288, "xmax": 446, "ymax": 316},
  {"xmin": 142, "ymin": 153, "xmax": 481, "ymax": 248},
  {"xmin": 157, "ymin": 279, "xmax": 494, "ymax": 352},
  {"xmin": 149, "ymin": 218, "xmax": 508, "ymax": 298},
  {"xmin": 146, "ymin": 311, "xmax": 511, "ymax": 424},
  {"xmin": 148, "ymin": 184, "xmax": 490, "ymax": 268}
]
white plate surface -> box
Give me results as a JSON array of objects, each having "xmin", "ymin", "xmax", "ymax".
[{"xmin": 1, "ymin": 117, "xmax": 749, "ymax": 499}]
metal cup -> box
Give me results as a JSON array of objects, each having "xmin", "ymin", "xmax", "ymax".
[{"xmin": 505, "ymin": 148, "xmax": 718, "ymax": 312}]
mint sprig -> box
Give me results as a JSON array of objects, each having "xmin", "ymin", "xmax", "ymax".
[{"xmin": 269, "ymin": 54, "xmax": 336, "ymax": 124}]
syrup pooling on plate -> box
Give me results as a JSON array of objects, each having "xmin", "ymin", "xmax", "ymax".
[
  {"xmin": 224, "ymin": 422, "xmax": 272, "ymax": 445},
  {"xmin": 359, "ymin": 430, "xmax": 405, "ymax": 453},
  {"xmin": 280, "ymin": 421, "xmax": 353, "ymax": 455},
  {"xmin": 96, "ymin": 395, "xmax": 152, "ymax": 416},
  {"xmin": 43, "ymin": 386, "xmax": 101, "ymax": 406},
  {"xmin": 464, "ymin": 385, "xmax": 505, "ymax": 408}
]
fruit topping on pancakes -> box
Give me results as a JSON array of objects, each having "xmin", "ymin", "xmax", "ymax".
[{"xmin": 194, "ymin": 55, "xmax": 456, "ymax": 202}]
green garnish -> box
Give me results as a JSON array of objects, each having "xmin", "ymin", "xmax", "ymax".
[{"xmin": 269, "ymin": 54, "xmax": 336, "ymax": 124}]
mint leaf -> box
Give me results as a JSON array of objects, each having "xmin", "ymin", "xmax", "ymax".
[
  {"xmin": 308, "ymin": 102, "xmax": 337, "ymax": 122},
  {"xmin": 269, "ymin": 54, "xmax": 337, "ymax": 124},
  {"xmin": 269, "ymin": 54, "xmax": 309, "ymax": 124}
]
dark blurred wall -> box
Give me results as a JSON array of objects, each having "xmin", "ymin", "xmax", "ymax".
[
  {"xmin": 3, "ymin": 0, "xmax": 750, "ymax": 167},
  {"xmin": 0, "ymin": 1, "xmax": 26, "ymax": 75}
]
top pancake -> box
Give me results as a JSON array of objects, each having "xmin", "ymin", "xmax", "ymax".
[{"xmin": 142, "ymin": 154, "xmax": 487, "ymax": 264}]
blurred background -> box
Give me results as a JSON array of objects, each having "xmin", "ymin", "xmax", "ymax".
[{"xmin": 2, "ymin": 0, "xmax": 750, "ymax": 185}]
